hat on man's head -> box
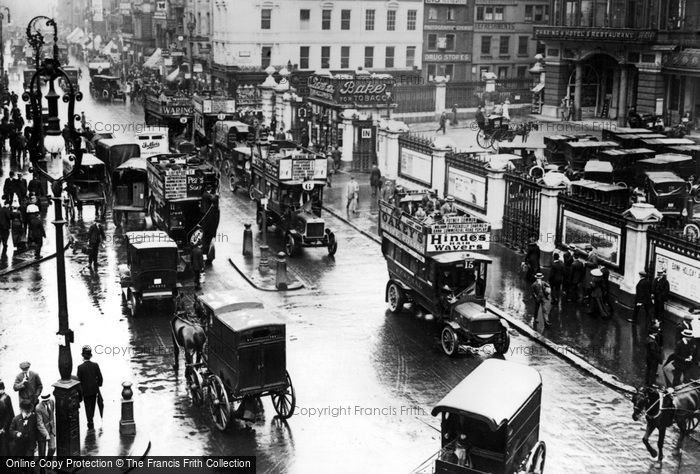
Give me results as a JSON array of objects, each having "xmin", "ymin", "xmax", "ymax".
[
  {"xmin": 585, "ymin": 244, "xmax": 594, "ymax": 251},
  {"xmin": 19, "ymin": 399, "xmax": 32, "ymax": 411},
  {"xmin": 591, "ymin": 269, "xmax": 603, "ymax": 277},
  {"xmin": 446, "ymin": 196, "xmax": 455, "ymax": 202},
  {"xmin": 82, "ymin": 345, "xmax": 92, "ymax": 358},
  {"xmin": 535, "ymin": 272, "xmax": 544, "ymax": 279},
  {"xmin": 19, "ymin": 361, "xmax": 30, "ymax": 370},
  {"xmin": 41, "ymin": 393, "xmax": 50, "ymax": 400},
  {"xmin": 0, "ymin": 380, "xmax": 4, "ymax": 390},
  {"xmin": 682, "ymin": 329, "xmax": 694, "ymax": 338},
  {"xmin": 639, "ymin": 271, "xmax": 648, "ymax": 277}
]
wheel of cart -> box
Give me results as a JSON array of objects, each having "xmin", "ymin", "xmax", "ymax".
[
  {"xmin": 285, "ymin": 233, "xmax": 299, "ymax": 257},
  {"xmin": 386, "ymin": 281, "xmax": 406, "ymax": 313},
  {"xmin": 207, "ymin": 374, "xmax": 231, "ymax": 431},
  {"xmin": 185, "ymin": 364, "xmax": 205, "ymax": 406},
  {"xmin": 327, "ymin": 231, "xmax": 338, "ymax": 256},
  {"xmin": 476, "ymin": 129, "xmax": 496, "ymax": 149},
  {"xmin": 271, "ymin": 370, "xmax": 296, "ymax": 419}
]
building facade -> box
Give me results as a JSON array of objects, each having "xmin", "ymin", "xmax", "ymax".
[
  {"xmin": 471, "ymin": 0, "xmax": 548, "ymax": 80},
  {"xmin": 210, "ymin": 0, "xmax": 423, "ymax": 92},
  {"xmin": 184, "ymin": 0, "xmax": 212, "ymax": 90},
  {"xmin": 422, "ymin": 0, "xmax": 473, "ymax": 82},
  {"xmin": 535, "ymin": 0, "xmax": 700, "ymax": 125}
]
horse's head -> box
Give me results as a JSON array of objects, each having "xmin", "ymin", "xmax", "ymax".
[{"xmin": 632, "ymin": 386, "xmax": 656, "ymax": 421}]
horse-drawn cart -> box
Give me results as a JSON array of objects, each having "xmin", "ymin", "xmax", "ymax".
[{"xmin": 176, "ymin": 293, "xmax": 296, "ymax": 430}]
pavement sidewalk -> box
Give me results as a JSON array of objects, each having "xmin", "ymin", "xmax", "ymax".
[{"xmin": 324, "ymin": 170, "xmax": 677, "ymax": 390}]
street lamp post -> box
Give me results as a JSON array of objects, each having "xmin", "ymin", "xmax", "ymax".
[
  {"xmin": 25, "ymin": 15, "xmax": 85, "ymax": 457},
  {"xmin": 187, "ymin": 20, "xmax": 195, "ymax": 96},
  {"xmin": 0, "ymin": 7, "xmax": 10, "ymax": 80}
]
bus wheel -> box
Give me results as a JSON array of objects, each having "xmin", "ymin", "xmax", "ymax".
[
  {"xmin": 494, "ymin": 331, "xmax": 511, "ymax": 355},
  {"xmin": 387, "ymin": 282, "xmax": 405, "ymax": 313},
  {"xmin": 441, "ymin": 326, "xmax": 459, "ymax": 357}
]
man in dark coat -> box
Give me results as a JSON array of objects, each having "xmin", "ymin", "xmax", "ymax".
[
  {"xmin": 27, "ymin": 173, "xmax": 44, "ymax": 200},
  {"xmin": 35, "ymin": 393, "xmax": 55, "ymax": 458},
  {"xmin": 15, "ymin": 172, "xmax": 28, "ymax": 200},
  {"xmin": 664, "ymin": 329, "xmax": 694, "ymax": 387},
  {"xmin": 0, "ymin": 380, "xmax": 15, "ymax": 456},
  {"xmin": 87, "ymin": 221, "xmax": 105, "ymax": 270},
  {"xmin": 0, "ymin": 199, "xmax": 10, "ymax": 256},
  {"xmin": 9, "ymin": 399, "xmax": 37, "ymax": 456},
  {"xmin": 652, "ymin": 270, "xmax": 670, "ymax": 321},
  {"xmin": 369, "ymin": 165, "xmax": 382, "ymax": 198},
  {"xmin": 300, "ymin": 128, "xmax": 309, "ymax": 148},
  {"xmin": 562, "ymin": 246, "xmax": 574, "ymax": 297},
  {"xmin": 549, "ymin": 253, "xmax": 565, "ymax": 304},
  {"xmin": 628, "ymin": 271, "xmax": 653, "ymax": 324},
  {"xmin": 646, "ymin": 323, "xmax": 663, "ymax": 386},
  {"xmin": 570, "ymin": 253, "xmax": 586, "ymax": 303},
  {"xmin": 191, "ymin": 243, "xmax": 204, "ymax": 290},
  {"xmin": 525, "ymin": 239, "xmax": 541, "ymax": 282},
  {"xmin": 3, "ymin": 171, "xmax": 17, "ymax": 203},
  {"xmin": 27, "ymin": 209, "xmax": 45, "ymax": 259},
  {"xmin": 76, "ymin": 346, "xmax": 103, "ymax": 430},
  {"xmin": 13, "ymin": 361, "xmax": 43, "ymax": 407}
]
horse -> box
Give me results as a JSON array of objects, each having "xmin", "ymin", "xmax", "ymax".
[
  {"xmin": 632, "ymin": 382, "xmax": 700, "ymax": 463},
  {"xmin": 170, "ymin": 314, "xmax": 206, "ymax": 370}
]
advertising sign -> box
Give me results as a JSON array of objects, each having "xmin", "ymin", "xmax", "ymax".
[
  {"xmin": 399, "ymin": 147, "xmax": 432, "ymax": 186},
  {"xmin": 426, "ymin": 217, "xmax": 491, "ymax": 253},
  {"xmin": 561, "ymin": 210, "xmax": 622, "ymax": 266},
  {"xmin": 534, "ymin": 27, "xmax": 656, "ymax": 43},
  {"xmin": 120, "ymin": 2, "xmax": 131, "ymax": 14},
  {"xmin": 378, "ymin": 202, "xmax": 425, "ymax": 254},
  {"xmin": 447, "ymin": 167, "xmax": 486, "ymax": 211},
  {"xmin": 308, "ymin": 75, "xmax": 394, "ymax": 107},
  {"xmin": 655, "ymin": 247, "xmax": 700, "ymax": 303}
]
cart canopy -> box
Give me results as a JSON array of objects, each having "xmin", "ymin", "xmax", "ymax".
[
  {"xmin": 116, "ymin": 157, "xmax": 147, "ymax": 172},
  {"xmin": 584, "ymin": 160, "xmax": 613, "ymax": 173},
  {"xmin": 216, "ymin": 306, "xmax": 284, "ymax": 333},
  {"xmin": 644, "ymin": 171, "xmax": 685, "ymax": 184},
  {"xmin": 639, "ymin": 154, "xmax": 693, "ymax": 165},
  {"xmin": 431, "ymin": 359, "xmax": 542, "ymax": 431},
  {"xmin": 197, "ymin": 293, "xmax": 264, "ymax": 315},
  {"xmin": 125, "ymin": 231, "xmax": 177, "ymax": 250}
]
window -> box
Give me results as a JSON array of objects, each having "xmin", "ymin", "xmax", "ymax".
[
  {"xmin": 517, "ymin": 66, "xmax": 527, "ymax": 78},
  {"xmin": 536, "ymin": 41, "xmax": 546, "ymax": 55},
  {"xmin": 365, "ymin": 9, "xmax": 375, "ymax": 30},
  {"xmin": 385, "ymin": 46, "xmax": 395, "ymax": 68},
  {"xmin": 499, "ymin": 36, "xmax": 509, "ymax": 55},
  {"xmin": 341, "ymin": 9, "xmax": 351, "ymax": 30},
  {"xmin": 525, "ymin": 5, "xmax": 533, "ymax": 22},
  {"xmin": 446, "ymin": 34, "xmax": 455, "ymax": 51},
  {"xmin": 406, "ymin": 46, "xmax": 416, "ymax": 67},
  {"xmin": 498, "ymin": 66, "xmax": 508, "ymax": 79},
  {"xmin": 428, "ymin": 7, "xmax": 437, "ymax": 20},
  {"xmin": 321, "ymin": 46, "xmax": 330, "ymax": 68},
  {"xmin": 300, "ymin": 9, "xmax": 310, "ymax": 29},
  {"xmin": 387, "ymin": 10, "xmax": 396, "ymax": 30},
  {"xmin": 443, "ymin": 64, "xmax": 454, "ymax": 79},
  {"xmin": 428, "ymin": 34, "xmax": 437, "ymax": 51},
  {"xmin": 364, "ymin": 46, "xmax": 374, "ymax": 68},
  {"xmin": 447, "ymin": 8, "xmax": 456, "ymax": 21},
  {"xmin": 477, "ymin": 6, "xmax": 504, "ymax": 21},
  {"xmin": 481, "ymin": 36, "xmax": 491, "ymax": 55},
  {"xmin": 534, "ymin": 5, "xmax": 548, "ymax": 22},
  {"xmin": 341, "ymin": 46, "xmax": 350, "ymax": 69},
  {"xmin": 261, "ymin": 9, "xmax": 271, "ymax": 29},
  {"xmin": 407, "ymin": 10, "xmax": 417, "ymax": 30},
  {"xmin": 428, "ymin": 64, "xmax": 437, "ymax": 78},
  {"xmin": 518, "ymin": 36, "xmax": 528, "ymax": 55},
  {"xmin": 322, "ymin": 10, "xmax": 331, "ymax": 30},
  {"xmin": 261, "ymin": 46, "xmax": 272, "ymax": 68},
  {"xmin": 299, "ymin": 46, "xmax": 309, "ymax": 69}
]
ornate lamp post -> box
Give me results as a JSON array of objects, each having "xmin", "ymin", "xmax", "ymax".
[
  {"xmin": 0, "ymin": 7, "xmax": 10, "ymax": 80},
  {"xmin": 186, "ymin": 20, "xmax": 195, "ymax": 95},
  {"xmin": 24, "ymin": 15, "xmax": 85, "ymax": 457}
]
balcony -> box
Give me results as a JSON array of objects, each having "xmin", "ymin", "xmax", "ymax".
[{"xmin": 534, "ymin": 26, "xmax": 657, "ymax": 43}]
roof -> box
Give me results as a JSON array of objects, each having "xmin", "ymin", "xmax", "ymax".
[
  {"xmin": 488, "ymin": 153, "xmax": 522, "ymax": 160},
  {"xmin": 644, "ymin": 171, "xmax": 685, "ymax": 183},
  {"xmin": 670, "ymin": 145, "xmax": 700, "ymax": 151},
  {"xmin": 216, "ymin": 120, "xmax": 251, "ymax": 132},
  {"xmin": 116, "ymin": 157, "xmax": 147, "ymax": 172},
  {"xmin": 97, "ymin": 138, "xmax": 141, "ymax": 148},
  {"xmin": 601, "ymin": 148, "xmax": 654, "ymax": 156},
  {"xmin": 567, "ymin": 140, "xmax": 619, "ymax": 148},
  {"xmin": 124, "ymin": 231, "xmax": 177, "ymax": 250},
  {"xmin": 639, "ymin": 154, "xmax": 693, "ymax": 165},
  {"xmin": 432, "ymin": 252, "xmax": 493, "ymax": 264},
  {"xmin": 431, "ymin": 359, "xmax": 542, "ymax": 431},
  {"xmin": 572, "ymin": 179, "xmax": 627, "ymax": 192},
  {"xmin": 197, "ymin": 293, "xmax": 264, "ymax": 315},
  {"xmin": 215, "ymin": 306, "xmax": 284, "ymax": 332},
  {"xmin": 642, "ymin": 138, "xmax": 695, "ymax": 145},
  {"xmin": 498, "ymin": 143, "xmax": 546, "ymax": 150},
  {"xmin": 612, "ymin": 127, "xmax": 654, "ymax": 134},
  {"xmin": 584, "ymin": 160, "xmax": 613, "ymax": 173},
  {"xmin": 81, "ymin": 153, "xmax": 103, "ymax": 167}
]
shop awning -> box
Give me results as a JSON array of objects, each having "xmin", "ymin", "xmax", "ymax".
[
  {"xmin": 165, "ymin": 66, "xmax": 181, "ymax": 82},
  {"xmin": 66, "ymin": 27, "xmax": 85, "ymax": 44},
  {"xmin": 102, "ymin": 40, "xmax": 118, "ymax": 56},
  {"xmin": 143, "ymin": 48, "xmax": 162, "ymax": 69},
  {"xmin": 531, "ymin": 83, "xmax": 544, "ymax": 93}
]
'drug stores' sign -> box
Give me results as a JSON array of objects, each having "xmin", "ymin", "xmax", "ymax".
[
  {"xmin": 655, "ymin": 247, "xmax": 700, "ymax": 303},
  {"xmin": 378, "ymin": 202, "xmax": 425, "ymax": 254}
]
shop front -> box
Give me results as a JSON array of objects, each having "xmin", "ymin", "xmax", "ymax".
[
  {"xmin": 662, "ymin": 49, "xmax": 700, "ymax": 128},
  {"xmin": 305, "ymin": 72, "xmax": 395, "ymax": 171}
]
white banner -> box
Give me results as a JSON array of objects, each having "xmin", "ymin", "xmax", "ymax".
[
  {"xmin": 399, "ymin": 147, "xmax": 432, "ymax": 186},
  {"xmin": 655, "ymin": 247, "xmax": 700, "ymax": 302},
  {"xmin": 446, "ymin": 167, "xmax": 486, "ymax": 211}
]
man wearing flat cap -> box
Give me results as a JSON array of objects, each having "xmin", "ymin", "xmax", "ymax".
[
  {"xmin": 77, "ymin": 346, "xmax": 103, "ymax": 430},
  {"xmin": 13, "ymin": 361, "xmax": 43, "ymax": 407},
  {"xmin": 652, "ymin": 269, "xmax": 670, "ymax": 322},
  {"xmin": 35, "ymin": 393, "xmax": 55, "ymax": 458}
]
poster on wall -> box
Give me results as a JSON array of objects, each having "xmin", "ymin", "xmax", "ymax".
[
  {"xmin": 655, "ymin": 247, "xmax": 700, "ymax": 303},
  {"xmin": 561, "ymin": 210, "xmax": 622, "ymax": 267},
  {"xmin": 399, "ymin": 147, "xmax": 432, "ymax": 186},
  {"xmin": 446, "ymin": 167, "xmax": 486, "ymax": 211}
]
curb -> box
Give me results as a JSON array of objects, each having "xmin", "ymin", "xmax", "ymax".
[
  {"xmin": 325, "ymin": 203, "xmax": 637, "ymax": 396},
  {"xmin": 0, "ymin": 243, "xmax": 71, "ymax": 277},
  {"xmin": 228, "ymin": 257, "xmax": 306, "ymax": 292}
]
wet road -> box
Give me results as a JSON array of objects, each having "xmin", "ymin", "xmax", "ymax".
[{"xmin": 1, "ymin": 61, "xmax": 700, "ymax": 473}]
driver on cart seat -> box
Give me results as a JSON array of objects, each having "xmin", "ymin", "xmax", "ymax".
[{"xmin": 475, "ymin": 106, "xmax": 487, "ymax": 132}]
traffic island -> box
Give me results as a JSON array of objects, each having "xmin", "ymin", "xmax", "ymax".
[{"xmin": 228, "ymin": 254, "xmax": 305, "ymax": 291}]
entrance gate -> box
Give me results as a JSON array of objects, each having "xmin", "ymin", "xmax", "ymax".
[
  {"xmin": 502, "ymin": 172, "xmax": 541, "ymax": 252},
  {"xmin": 352, "ymin": 120, "xmax": 376, "ymax": 171}
]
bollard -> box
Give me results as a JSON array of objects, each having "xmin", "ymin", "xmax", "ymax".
[
  {"xmin": 119, "ymin": 382, "xmax": 136, "ymax": 435},
  {"xmin": 275, "ymin": 251, "xmax": 288, "ymax": 290},
  {"xmin": 242, "ymin": 223, "xmax": 253, "ymax": 257},
  {"xmin": 259, "ymin": 244, "xmax": 270, "ymax": 273}
]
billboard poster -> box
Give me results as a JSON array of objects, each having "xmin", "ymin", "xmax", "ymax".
[
  {"xmin": 399, "ymin": 147, "xmax": 432, "ymax": 186},
  {"xmin": 655, "ymin": 247, "xmax": 700, "ymax": 303},
  {"xmin": 561, "ymin": 210, "xmax": 622, "ymax": 267},
  {"xmin": 446, "ymin": 167, "xmax": 486, "ymax": 211}
]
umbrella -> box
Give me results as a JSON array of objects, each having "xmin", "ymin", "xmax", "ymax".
[{"xmin": 97, "ymin": 390, "xmax": 104, "ymax": 418}]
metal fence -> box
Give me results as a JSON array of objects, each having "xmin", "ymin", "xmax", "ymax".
[
  {"xmin": 445, "ymin": 82, "xmax": 482, "ymax": 109},
  {"xmin": 393, "ymin": 84, "xmax": 436, "ymax": 113}
]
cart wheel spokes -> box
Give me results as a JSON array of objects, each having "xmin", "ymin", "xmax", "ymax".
[
  {"xmin": 387, "ymin": 282, "xmax": 405, "ymax": 313},
  {"xmin": 685, "ymin": 414, "xmax": 700, "ymax": 433},
  {"xmin": 271, "ymin": 371, "xmax": 295, "ymax": 419},
  {"xmin": 207, "ymin": 374, "xmax": 230, "ymax": 431},
  {"xmin": 185, "ymin": 366, "xmax": 204, "ymax": 407},
  {"xmin": 525, "ymin": 441, "xmax": 546, "ymax": 474},
  {"xmin": 327, "ymin": 233, "xmax": 338, "ymax": 256},
  {"xmin": 248, "ymin": 184, "xmax": 257, "ymax": 201},
  {"xmin": 285, "ymin": 234, "xmax": 297, "ymax": 257},
  {"xmin": 441, "ymin": 326, "xmax": 459, "ymax": 357}
]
